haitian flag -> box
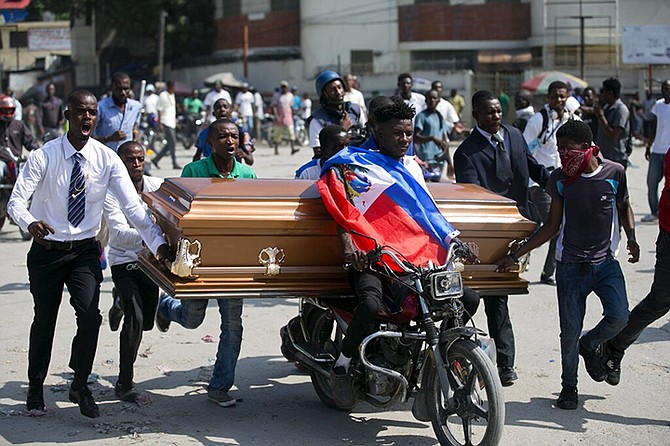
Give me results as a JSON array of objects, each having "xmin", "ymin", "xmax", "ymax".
[{"xmin": 318, "ymin": 147, "xmax": 460, "ymax": 267}]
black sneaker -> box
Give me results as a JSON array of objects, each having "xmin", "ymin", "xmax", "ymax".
[
  {"xmin": 498, "ymin": 366, "xmax": 518, "ymax": 386},
  {"xmin": 556, "ymin": 385, "xmax": 578, "ymax": 410},
  {"xmin": 603, "ymin": 341, "xmax": 624, "ymax": 386},
  {"xmin": 26, "ymin": 386, "xmax": 45, "ymax": 412},
  {"xmin": 330, "ymin": 365, "xmax": 355, "ymax": 408},
  {"xmin": 540, "ymin": 273, "xmax": 556, "ymax": 286},
  {"xmin": 579, "ymin": 338, "xmax": 607, "ymax": 382},
  {"xmin": 155, "ymin": 307, "xmax": 170, "ymax": 333},
  {"xmin": 114, "ymin": 381, "xmax": 139, "ymax": 404}
]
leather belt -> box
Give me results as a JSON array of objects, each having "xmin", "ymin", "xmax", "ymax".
[{"xmin": 33, "ymin": 237, "xmax": 96, "ymax": 251}]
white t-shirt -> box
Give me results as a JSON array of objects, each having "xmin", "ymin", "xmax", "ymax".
[
  {"xmin": 523, "ymin": 105, "xmax": 580, "ymax": 170},
  {"xmin": 344, "ymin": 88, "xmax": 368, "ymax": 124},
  {"xmin": 650, "ymin": 99, "xmax": 670, "ymax": 155},
  {"xmin": 235, "ymin": 91, "xmax": 255, "ymax": 117},
  {"xmin": 204, "ymin": 89, "xmax": 233, "ymax": 123},
  {"xmin": 436, "ymin": 98, "xmax": 459, "ymax": 133},
  {"xmin": 404, "ymin": 92, "xmax": 426, "ymax": 116},
  {"xmin": 254, "ymin": 92, "xmax": 265, "ymax": 119},
  {"xmin": 301, "ymin": 98, "xmax": 312, "ymax": 120},
  {"xmin": 143, "ymin": 93, "xmax": 159, "ymax": 115},
  {"xmin": 157, "ymin": 91, "xmax": 176, "ymax": 128}
]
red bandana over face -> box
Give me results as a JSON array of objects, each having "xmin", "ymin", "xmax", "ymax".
[{"xmin": 560, "ymin": 144, "xmax": 599, "ymax": 179}]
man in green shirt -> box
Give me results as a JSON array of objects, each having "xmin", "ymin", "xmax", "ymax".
[
  {"xmin": 156, "ymin": 118, "xmax": 255, "ymax": 408},
  {"xmin": 183, "ymin": 89, "xmax": 204, "ymax": 115}
]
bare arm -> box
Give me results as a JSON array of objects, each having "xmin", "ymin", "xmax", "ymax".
[
  {"xmin": 496, "ymin": 197, "xmax": 563, "ymax": 271},
  {"xmin": 594, "ymin": 104, "xmax": 623, "ymax": 141},
  {"xmin": 617, "ymin": 197, "xmax": 640, "ymax": 263},
  {"xmin": 337, "ymin": 225, "xmax": 368, "ymax": 271},
  {"xmin": 645, "ymin": 118, "xmax": 657, "ymax": 161}
]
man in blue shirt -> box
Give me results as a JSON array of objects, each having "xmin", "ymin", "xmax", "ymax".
[{"xmin": 94, "ymin": 72, "xmax": 142, "ymax": 152}]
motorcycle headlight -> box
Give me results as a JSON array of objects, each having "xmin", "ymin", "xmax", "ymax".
[{"xmin": 430, "ymin": 271, "xmax": 463, "ymax": 300}]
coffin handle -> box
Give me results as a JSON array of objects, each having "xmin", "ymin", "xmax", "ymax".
[
  {"xmin": 170, "ymin": 238, "xmax": 202, "ymax": 278},
  {"xmin": 258, "ymin": 247, "xmax": 286, "ymax": 276}
]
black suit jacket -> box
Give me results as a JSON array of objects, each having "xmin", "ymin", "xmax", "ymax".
[{"xmin": 454, "ymin": 124, "xmax": 549, "ymax": 220}]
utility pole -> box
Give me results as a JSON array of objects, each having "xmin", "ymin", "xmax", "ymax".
[
  {"xmin": 243, "ymin": 16, "xmax": 249, "ymax": 79},
  {"xmin": 158, "ymin": 10, "xmax": 167, "ymax": 81}
]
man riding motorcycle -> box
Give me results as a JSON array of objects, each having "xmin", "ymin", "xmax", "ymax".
[
  {"xmin": 308, "ymin": 70, "xmax": 366, "ymax": 159},
  {"xmin": 316, "ymin": 97, "xmax": 480, "ymax": 407},
  {"xmin": 0, "ymin": 95, "xmax": 39, "ymax": 233},
  {"xmin": 0, "ymin": 95, "xmax": 38, "ymax": 176}
]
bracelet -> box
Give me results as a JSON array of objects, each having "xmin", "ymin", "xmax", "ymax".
[{"xmin": 508, "ymin": 252, "xmax": 519, "ymax": 262}]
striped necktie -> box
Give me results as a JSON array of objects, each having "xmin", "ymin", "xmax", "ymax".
[{"xmin": 68, "ymin": 152, "xmax": 86, "ymax": 227}]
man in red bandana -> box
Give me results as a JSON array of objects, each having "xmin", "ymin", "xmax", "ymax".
[{"xmin": 495, "ymin": 120, "xmax": 639, "ymax": 411}]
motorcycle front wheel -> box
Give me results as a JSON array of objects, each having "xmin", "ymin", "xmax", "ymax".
[
  {"xmin": 308, "ymin": 309, "xmax": 352, "ymax": 411},
  {"xmin": 425, "ymin": 339, "xmax": 504, "ymax": 446}
]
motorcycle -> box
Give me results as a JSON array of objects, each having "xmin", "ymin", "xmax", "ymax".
[
  {"xmin": 0, "ymin": 146, "xmax": 31, "ymax": 240},
  {"xmin": 281, "ymin": 234, "xmax": 504, "ymax": 446},
  {"xmin": 176, "ymin": 111, "xmax": 206, "ymax": 150},
  {"xmin": 138, "ymin": 113, "xmax": 165, "ymax": 155},
  {"xmin": 294, "ymin": 115, "xmax": 309, "ymax": 147},
  {"xmin": 422, "ymin": 161, "xmax": 445, "ymax": 183}
]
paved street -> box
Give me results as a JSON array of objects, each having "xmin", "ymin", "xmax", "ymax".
[{"xmin": 0, "ymin": 140, "xmax": 667, "ymax": 445}]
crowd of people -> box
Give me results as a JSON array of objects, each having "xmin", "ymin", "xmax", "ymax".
[{"xmin": 2, "ymin": 68, "xmax": 668, "ymax": 420}]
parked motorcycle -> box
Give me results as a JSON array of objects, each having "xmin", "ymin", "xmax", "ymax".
[
  {"xmin": 0, "ymin": 146, "xmax": 30, "ymax": 240},
  {"xmin": 281, "ymin": 235, "xmax": 504, "ymax": 446},
  {"xmin": 176, "ymin": 111, "xmax": 206, "ymax": 150}
]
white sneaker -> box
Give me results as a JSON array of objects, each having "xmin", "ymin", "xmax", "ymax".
[{"xmin": 641, "ymin": 214, "xmax": 658, "ymax": 223}]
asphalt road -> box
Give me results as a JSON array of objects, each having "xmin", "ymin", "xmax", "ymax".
[{"xmin": 0, "ymin": 140, "xmax": 667, "ymax": 445}]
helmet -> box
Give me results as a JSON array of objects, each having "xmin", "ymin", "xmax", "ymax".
[
  {"xmin": 315, "ymin": 70, "xmax": 344, "ymax": 98},
  {"xmin": 146, "ymin": 84, "xmax": 156, "ymax": 93},
  {"xmin": 0, "ymin": 95, "xmax": 16, "ymax": 122}
]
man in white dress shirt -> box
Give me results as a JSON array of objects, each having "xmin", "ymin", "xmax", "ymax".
[
  {"xmin": 103, "ymin": 141, "xmax": 164, "ymax": 404},
  {"xmin": 8, "ymin": 90, "xmax": 172, "ymax": 418}
]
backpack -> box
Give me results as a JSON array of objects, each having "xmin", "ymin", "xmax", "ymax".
[{"xmin": 537, "ymin": 108, "xmax": 551, "ymax": 141}]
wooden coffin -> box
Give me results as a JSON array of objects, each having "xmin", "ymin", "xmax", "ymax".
[{"xmin": 138, "ymin": 178, "xmax": 536, "ymax": 299}]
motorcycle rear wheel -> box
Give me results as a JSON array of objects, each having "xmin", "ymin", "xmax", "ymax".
[
  {"xmin": 425, "ymin": 339, "xmax": 504, "ymax": 446},
  {"xmin": 308, "ymin": 309, "xmax": 352, "ymax": 411}
]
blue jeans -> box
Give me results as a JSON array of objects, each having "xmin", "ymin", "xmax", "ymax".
[
  {"xmin": 159, "ymin": 296, "xmax": 243, "ymax": 392},
  {"xmin": 555, "ymin": 257, "xmax": 629, "ymax": 388},
  {"xmin": 646, "ymin": 153, "xmax": 665, "ymax": 216}
]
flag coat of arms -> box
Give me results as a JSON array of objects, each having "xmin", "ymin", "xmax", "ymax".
[{"xmin": 318, "ymin": 147, "xmax": 459, "ymax": 267}]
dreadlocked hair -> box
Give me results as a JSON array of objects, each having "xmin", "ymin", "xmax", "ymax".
[
  {"xmin": 556, "ymin": 120, "xmax": 592, "ymax": 145},
  {"xmin": 374, "ymin": 96, "xmax": 416, "ymax": 124}
]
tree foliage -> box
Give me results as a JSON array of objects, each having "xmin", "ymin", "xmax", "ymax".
[
  {"xmin": 26, "ymin": 0, "xmax": 215, "ymax": 66},
  {"xmin": 24, "ymin": 0, "xmax": 70, "ymax": 21}
]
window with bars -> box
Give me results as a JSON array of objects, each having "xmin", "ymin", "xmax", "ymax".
[{"xmin": 351, "ymin": 50, "xmax": 374, "ymax": 75}]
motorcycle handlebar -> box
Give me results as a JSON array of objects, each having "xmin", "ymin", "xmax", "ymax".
[{"xmin": 343, "ymin": 242, "xmax": 460, "ymax": 275}]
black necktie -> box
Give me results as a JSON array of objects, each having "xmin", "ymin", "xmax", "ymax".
[
  {"xmin": 68, "ymin": 152, "xmax": 86, "ymax": 227},
  {"xmin": 492, "ymin": 133, "xmax": 512, "ymax": 184}
]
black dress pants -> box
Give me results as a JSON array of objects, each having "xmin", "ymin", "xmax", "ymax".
[
  {"xmin": 483, "ymin": 295, "xmax": 516, "ymax": 368},
  {"xmin": 27, "ymin": 240, "xmax": 103, "ymax": 394},
  {"xmin": 111, "ymin": 262, "xmax": 159, "ymax": 388}
]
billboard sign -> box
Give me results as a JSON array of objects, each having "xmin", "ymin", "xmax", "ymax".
[
  {"xmin": 623, "ymin": 25, "xmax": 670, "ymax": 65},
  {"xmin": 28, "ymin": 28, "xmax": 71, "ymax": 51}
]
